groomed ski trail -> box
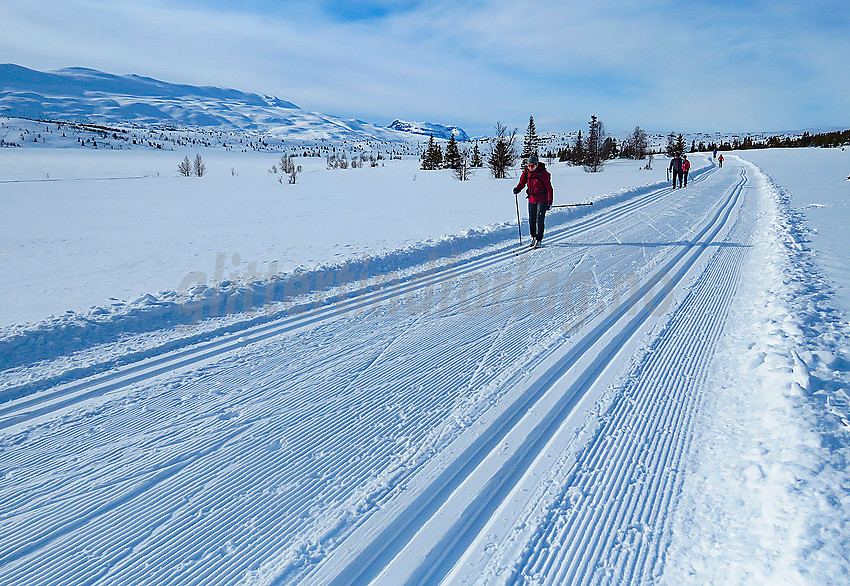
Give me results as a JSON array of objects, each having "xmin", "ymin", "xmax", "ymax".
[{"xmin": 0, "ymin": 156, "xmax": 763, "ymax": 585}]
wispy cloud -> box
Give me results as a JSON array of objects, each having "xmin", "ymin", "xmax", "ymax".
[{"xmin": 1, "ymin": 0, "xmax": 847, "ymax": 135}]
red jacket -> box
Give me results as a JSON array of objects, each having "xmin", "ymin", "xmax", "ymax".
[
  {"xmin": 682, "ymin": 159, "xmax": 691, "ymax": 172},
  {"xmin": 515, "ymin": 163, "xmax": 553, "ymax": 205}
]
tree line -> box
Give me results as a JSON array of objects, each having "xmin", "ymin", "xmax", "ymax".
[
  {"xmin": 423, "ymin": 114, "xmax": 650, "ymax": 178},
  {"xmin": 702, "ymin": 129, "xmax": 850, "ymax": 152},
  {"xmin": 422, "ymin": 116, "xmax": 850, "ymax": 181}
]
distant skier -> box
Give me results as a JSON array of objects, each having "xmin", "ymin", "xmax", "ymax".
[
  {"xmin": 718, "ymin": 154, "xmax": 724, "ymax": 168},
  {"xmin": 669, "ymin": 154, "xmax": 684, "ymax": 189},
  {"xmin": 682, "ymin": 154, "xmax": 691, "ymax": 187},
  {"xmin": 713, "ymin": 149, "xmax": 717, "ymax": 159},
  {"xmin": 513, "ymin": 155, "xmax": 554, "ymax": 248}
]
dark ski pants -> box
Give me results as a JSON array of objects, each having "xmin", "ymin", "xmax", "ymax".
[
  {"xmin": 528, "ymin": 201, "xmax": 548, "ymax": 241},
  {"xmin": 683, "ymin": 171, "xmax": 689, "ymax": 187},
  {"xmin": 672, "ymin": 170, "xmax": 683, "ymax": 188}
]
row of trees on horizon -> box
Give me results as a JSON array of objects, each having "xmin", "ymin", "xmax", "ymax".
[
  {"xmin": 421, "ymin": 115, "xmax": 653, "ymax": 177},
  {"xmin": 422, "ymin": 115, "xmax": 850, "ymax": 180}
]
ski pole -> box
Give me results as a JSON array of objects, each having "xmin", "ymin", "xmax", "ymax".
[
  {"xmin": 550, "ymin": 202, "xmax": 593, "ymax": 208},
  {"xmin": 514, "ymin": 191, "xmax": 523, "ymax": 245}
]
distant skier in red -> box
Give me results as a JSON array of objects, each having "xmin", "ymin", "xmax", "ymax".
[
  {"xmin": 718, "ymin": 154, "xmax": 724, "ymax": 168},
  {"xmin": 514, "ymin": 155, "xmax": 554, "ymax": 248},
  {"xmin": 682, "ymin": 155, "xmax": 691, "ymax": 187}
]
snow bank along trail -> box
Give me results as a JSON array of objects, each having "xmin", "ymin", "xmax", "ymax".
[{"xmin": 0, "ymin": 157, "xmax": 764, "ymax": 584}]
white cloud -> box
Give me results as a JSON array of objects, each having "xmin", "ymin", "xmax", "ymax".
[{"xmin": 0, "ymin": 0, "xmax": 847, "ymax": 135}]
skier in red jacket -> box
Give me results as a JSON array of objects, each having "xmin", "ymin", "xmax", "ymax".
[
  {"xmin": 682, "ymin": 154, "xmax": 691, "ymax": 187},
  {"xmin": 513, "ymin": 155, "xmax": 554, "ymax": 248}
]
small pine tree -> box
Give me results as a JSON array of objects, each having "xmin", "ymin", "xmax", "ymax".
[
  {"xmin": 601, "ymin": 136, "xmax": 618, "ymax": 160},
  {"xmin": 488, "ymin": 122, "xmax": 517, "ymax": 179},
  {"xmin": 666, "ymin": 132, "xmax": 677, "ymax": 156},
  {"xmin": 583, "ymin": 115, "xmax": 605, "ymax": 173},
  {"xmin": 445, "ymin": 135, "xmax": 462, "ymax": 170},
  {"xmin": 571, "ymin": 131, "xmax": 584, "ymax": 166},
  {"xmin": 522, "ymin": 115, "xmax": 539, "ymax": 162},
  {"xmin": 421, "ymin": 135, "xmax": 436, "ymax": 170},
  {"xmin": 433, "ymin": 143, "xmax": 443, "ymax": 168},
  {"xmin": 675, "ymin": 134, "xmax": 687, "ymax": 156},
  {"xmin": 470, "ymin": 142, "xmax": 483, "ymax": 168},
  {"xmin": 421, "ymin": 135, "xmax": 444, "ymax": 170}
]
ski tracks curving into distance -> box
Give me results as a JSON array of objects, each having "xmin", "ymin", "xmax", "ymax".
[{"xmin": 0, "ymin": 158, "xmax": 761, "ymax": 585}]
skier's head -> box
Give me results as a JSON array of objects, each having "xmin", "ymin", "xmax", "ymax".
[{"xmin": 527, "ymin": 154, "xmax": 539, "ymax": 168}]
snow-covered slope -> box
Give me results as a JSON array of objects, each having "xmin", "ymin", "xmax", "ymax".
[
  {"xmin": 0, "ymin": 64, "xmax": 414, "ymax": 142},
  {"xmin": 388, "ymin": 119, "xmax": 469, "ymax": 141}
]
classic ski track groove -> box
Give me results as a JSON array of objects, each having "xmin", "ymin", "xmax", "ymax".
[
  {"xmin": 0, "ymin": 166, "xmax": 716, "ymax": 432},
  {"xmin": 0, "ymin": 163, "xmax": 748, "ymax": 586},
  {"xmin": 306, "ymin": 168, "xmax": 747, "ymax": 584},
  {"xmin": 501, "ymin": 215, "xmax": 751, "ymax": 585}
]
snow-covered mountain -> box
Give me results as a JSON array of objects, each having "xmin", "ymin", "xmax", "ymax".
[
  {"xmin": 0, "ymin": 64, "xmax": 416, "ymax": 142},
  {"xmin": 388, "ymin": 119, "xmax": 470, "ymax": 141}
]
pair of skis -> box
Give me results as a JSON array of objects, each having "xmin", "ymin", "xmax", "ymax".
[
  {"xmin": 515, "ymin": 240, "xmax": 541, "ymax": 255},
  {"xmin": 514, "ymin": 192, "xmax": 593, "ymax": 254}
]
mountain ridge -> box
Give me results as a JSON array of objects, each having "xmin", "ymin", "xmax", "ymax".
[{"xmin": 0, "ymin": 64, "xmax": 464, "ymax": 142}]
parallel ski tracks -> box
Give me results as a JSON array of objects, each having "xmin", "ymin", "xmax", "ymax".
[
  {"xmin": 0, "ymin": 164, "xmax": 742, "ymax": 586},
  {"xmin": 307, "ymin": 168, "xmax": 747, "ymax": 585},
  {"xmin": 0, "ymin": 167, "xmax": 716, "ymax": 433},
  {"xmin": 511, "ymin": 237, "xmax": 752, "ymax": 584}
]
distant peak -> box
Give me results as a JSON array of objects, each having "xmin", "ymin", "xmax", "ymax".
[{"xmin": 389, "ymin": 119, "xmax": 469, "ymax": 141}]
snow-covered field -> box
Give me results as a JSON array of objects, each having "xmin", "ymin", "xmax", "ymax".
[
  {"xmin": 0, "ymin": 147, "xmax": 667, "ymax": 329},
  {"xmin": 1, "ymin": 134, "xmax": 849, "ymax": 584}
]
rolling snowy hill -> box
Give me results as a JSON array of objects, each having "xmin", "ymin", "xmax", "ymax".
[{"xmin": 0, "ymin": 64, "xmax": 453, "ymax": 142}]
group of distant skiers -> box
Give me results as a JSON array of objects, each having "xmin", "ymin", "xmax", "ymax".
[
  {"xmin": 511, "ymin": 149, "xmax": 732, "ymax": 246},
  {"xmin": 668, "ymin": 150, "xmax": 727, "ymax": 189},
  {"xmin": 668, "ymin": 154, "xmax": 691, "ymax": 188}
]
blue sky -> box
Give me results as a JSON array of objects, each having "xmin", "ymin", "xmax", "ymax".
[{"xmin": 1, "ymin": 0, "xmax": 848, "ymax": 136}]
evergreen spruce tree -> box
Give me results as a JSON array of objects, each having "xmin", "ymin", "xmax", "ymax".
[
  {"xmin": 488, "ymin": 122, "xmax": 517, "ymax": 179},
  {"xmin": 601, "ymin": 137, "xmax": 618, "ymax": 160},
  {"xmin": 571, "ymin": 131, "xmax": 584, "ymax": 166},
  {"xmin": 470, "ymin": 142, "xmax": 483, "ymax": 168},
  {"xmin": 421, "ymin": 135, "xmax": 436, "ymax": 170},
  {"xmin": 421, "ymin": 134, "xmax": 443, "ymax": 170},
  {"xmin": 666, "ymin": 131, "xmax": 677, "ymax": 157},
  {"xmin": 522, "ymin": 115, "xmax": 539, "ymax": 162},
  {"xmin": 445, "ymin": 135, "xmax": 462, "ymax": 170},
  {"xmin": 583, "ymin": 115, "xmax": 605, "ymax": 172},
  {"xmin": 675, "ymin": 134, "xmax": 687, "ymax": 156}
]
